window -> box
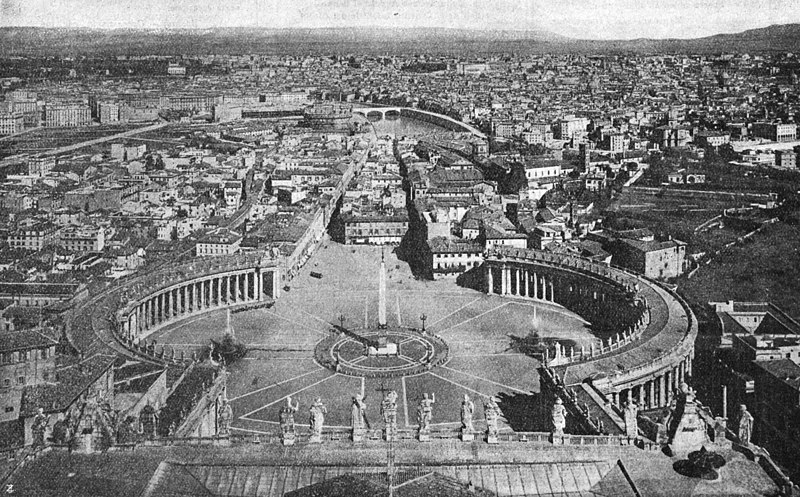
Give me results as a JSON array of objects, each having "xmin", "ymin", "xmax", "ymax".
[
  {"xmin": 2, "ymin": 379, "xmax": 9, "ymax": 387},
  {"xmin": 4, "ymin": 407, "xmax": 12, "ymax": 413},
  {"xmin": 17, "ymin": 377, "xmax": 24, "ymax": 385}
]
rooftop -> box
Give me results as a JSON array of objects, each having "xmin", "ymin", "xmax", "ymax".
[{"xmin": 0, "ymin": 329, "xmax": 58, "ymax": 353}]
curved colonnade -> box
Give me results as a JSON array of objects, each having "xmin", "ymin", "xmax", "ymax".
[
  {"xmin": 67, "ymin": 252, "xmax": 282, "ymax": 363},
  {"xmin": 484, "ymin": 246, "xmax": 697, "ymax": 412}
]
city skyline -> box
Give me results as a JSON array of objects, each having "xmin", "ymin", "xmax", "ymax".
[{"xmin": 1, "ymin": 0, "xmax": 800, "ymax": 40}]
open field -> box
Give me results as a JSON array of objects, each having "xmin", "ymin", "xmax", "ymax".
[
  {"xmin": 677, "ymin": 222, "xmax": 800, "ymax": 321},
  {"xmin": 0, "ymin": 124, "xmax": 141, "ymax": 158},
  {"xmin": 149, "ymin": 243, "xmax": 591, "ymax": 434}
]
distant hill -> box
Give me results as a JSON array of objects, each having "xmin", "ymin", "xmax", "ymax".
[
  {"xmin": 0, "ymin": 24, "xmax": 798, "ymax": 56},
  {"xmin": 570, "ymin": 23, "xmax": 800, "ymax": 53}
]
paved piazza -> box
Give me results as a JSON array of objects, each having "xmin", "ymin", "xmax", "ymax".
[{"xmin": 149, "ymin": 241, "xmax": 593, "ymax": 435}]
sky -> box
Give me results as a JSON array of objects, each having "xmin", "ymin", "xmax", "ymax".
[{"xmin": 1, "ymin": 0, "xmax": 799, "ymax": 40}]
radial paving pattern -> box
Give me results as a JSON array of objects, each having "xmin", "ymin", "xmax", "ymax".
[{"xmin": 148, "ymin": 242, "xmax": 593, "ymax": 434}]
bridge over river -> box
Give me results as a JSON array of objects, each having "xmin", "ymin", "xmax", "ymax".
[{"xmin": 352, "ymin": 106, "xmax": 486, "ymax": 140}]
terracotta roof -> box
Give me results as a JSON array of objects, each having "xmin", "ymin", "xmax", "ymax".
[{"xmin": 0, "ymin": 329, "xmax": 58, "ymax": 353}]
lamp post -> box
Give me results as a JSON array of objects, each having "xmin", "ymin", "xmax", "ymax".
[
  {"xmin": 338, "ymin": 313, "xmax": 346, "ymax": 331},
  {"xmin": 420, "ymin": 314, "xmax": 427, "ymax": 333}
]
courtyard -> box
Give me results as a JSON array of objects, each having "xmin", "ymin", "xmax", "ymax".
[{"xmin": 148, "ymin": 242, "xmax": 593, "ymax": 435}]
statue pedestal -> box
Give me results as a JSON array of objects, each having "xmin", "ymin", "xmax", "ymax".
[
  {"xmin": 282, "ymin": 432, "xmax": 296, "ymax": 446},
  {"xmin": 418, "ymin": 430, "xmax": 431, "ymax": 442},
  {"xmin": 486, "ymin": 433, "xmax": 499, "ymax": 444},
  {"xmin": 352, "ymin": 429, "xmax": 365, "ymax": 442},
  {"xmin": 460, "ymin": 430, "xmax": 474, "ymax": 442},
  {"xmin": 309, "ymin": 433, "xmax": 322, "ymax": 444}
]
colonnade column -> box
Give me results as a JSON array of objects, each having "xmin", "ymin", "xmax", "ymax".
[
  {"xmin": 500, "ymin": 266, "xmax": 507, "ymax": 295},
  {"xmin": 659, "ymin": 374, "xmax": 666, "ymax": 407},
  {"xmin": 217, "ymin": 278, "xmax": 222, "ymax": 306},
  {"xmin": 638, "ymin": 383, "xmax": 645, "ymax": 408},
  {"xmin": 534, "ymin": 273, "xmax": 538, "ymax": 299},
  {"xmin": 649, "ymin": 380, "xmax": 656, "ymax": 409},
  {"xmin": 192, "ymin": 282, "xmax": 198, "ymax": 312},
  {"xmin": 524, "ymin": 270, "xmax": 530, "ymax": 298},
  {"xmin": 515, "ymin": 268, "xmax": 520, "ymax": 296},
  {"xmin": 487, "ymin": 265, "xmax": 494, "ymax": 294},
  {"xmin": 234, "ymin": 274, "xmax": 239, "ymax": 302},
  {"xmin": 549, "ymin": 280, "xmax": 555, "ymax": 302},
  {"xmin": 158, "ymin": 293, "xmax": 164, "ymax": 323}
]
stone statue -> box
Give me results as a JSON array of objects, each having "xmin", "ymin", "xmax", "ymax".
[
  {"xmin": 351, "ymin": 393, "xmax": 368, "ymax": 440},
  {"xmin": 309, "ymin": 397, "xmax": 326, "ymax": 443},
  {"xmin": 551, "ymin": 398, "xmax": 567, "ymax": 437},
  {"xmin": 417, "ymin": 393, "xmax": 436, "ymax": 435},
  {"xmin": 624, "ymin": 401, "xmax": 639, "ymax": 438},
  {"xmin": 484, "ymin": 397, "xmax": 501, "ymax": 443},
  {"xmin": 279, "ymin": 396, "xmax": 299, "ymax": 446},
  {"xmin": 381, "ymin": 391, "xmax": 398, "ymax": 425},
  {"xmin": 139, "ymin": 404, "xmax": 159, "ymax": 439},
  {"xmin": 279, "ymin": 396, "xmax": 299, "ymax": 434},
  {"xmin": 31, "ymin": 408, "xmax": 49, "ymax": 447},
  {"xmin": 461, "ymin": 394, "xmax": 475, "ymax": 434},
  {"xmin": 217, "ymin": 398, "xmax": 233, "ymax": 436},
  {"xmin": 738, "ymin": 404, "xmax": 754, "ymax": 446},
  {"xmin": 115, "ymin": 416, "xmax": 137, "ymax": 444},
  {"xmin": 51, "ymin": 418, "xmax": 70, "ymax": 445}
]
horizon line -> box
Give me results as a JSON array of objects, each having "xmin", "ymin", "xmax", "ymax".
[{"xmin": 0, "ymin": 22, "xmax": 796, "ymax": 43}]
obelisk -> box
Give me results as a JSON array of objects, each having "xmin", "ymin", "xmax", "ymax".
[{"xmin": 378, "ymin": 248, "xmax": 387, "ymax": 328}]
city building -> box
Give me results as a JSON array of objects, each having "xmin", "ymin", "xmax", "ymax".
[
  {"xmin": 0, "ymin": 282, "xmax": 83, "ymax": 307},
  {"xmin": 0, "ymin": 329, "xmax": 58, "ymax": 423},
  {"xmin": 524, "ymin": 160, "xmax": 562, "ymax": 183},
  {"xmin": 343, "ymin": 209, "xmax": 409, "ymax": 245},
  {"xmin": 59, "ymin": 226, "xmax": 106, "ymax": 253},
  {"xmin": 694, "ymin": 130, "xmax": 731, "ymax": 148},
  {"xmin": 751, "ymin": 122, "xmax": 797, "ymax": 142},
  {"xmin": 167, "ymin": 63, "xmax": 187, "ymax": 76},
  {"xmin": 26, "ymin": 156, "xmax": 56, "ymax": 176},
  {"xmin": 711, "ymin": 300, "xmax": 800, "ymax": 345},
  {"xmin": 0, "ymin": 111, "xmax": 24, "ymax": 135},
  {"xmin": 44, "ymin": 103, "xmax": 92, "ymax": 127},
  {"xmin": 653, "ymin": 125, "xmax": 691, "ymax": 148},
  {"xmin": 555, "ymin": 117, "xmax": 589, "ymax": 140},
  {"xmin": 776, "ymin": 150, "xmax": 797, "ymax": 169},
  {"xmin": 427, "ymin": 236, "xmax": 484, "ymax": 279},
  {"xmin": 752, "ymin": 359, "xmax": 800, "ymax": 481},
  {"xmin": 609, "ymin": 238, "xmax": 686, "ymax": 280},
  {"xmin": 6, "ymin": 221, "xmax": 60, "ymax": 251},
  {"xmin": 195, "ymin": 227, "xmax": 242, "ymax": 256},
  {"xmin": 99, "ymin": 102, "xmax": 120, "ymax": 123}
]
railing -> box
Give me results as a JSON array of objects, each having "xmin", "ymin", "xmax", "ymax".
[{"xmin": 60, "ymin": 429, "xmax": 653, "ymax": 450}]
